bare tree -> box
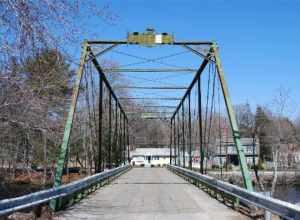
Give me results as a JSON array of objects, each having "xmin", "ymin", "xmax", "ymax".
[
  {"xmin": 269, "ymin": 87, "xmax": 293, "ymax": 197},
  {"xmin": 0, "ymin": 1, "xmax": 118, "ymax": 185},
  {"xmin": 235, "ymin": 103, "xmax": 255, "ymax": 137}
]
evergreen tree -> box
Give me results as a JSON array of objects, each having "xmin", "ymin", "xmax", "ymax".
[
  {"xmin": 22, "ymin": 48, "xmax": 74, "ymax": 117},
  {"xmin": 255, "ymin": 106, "xmax": 272, "ymax": 161}
]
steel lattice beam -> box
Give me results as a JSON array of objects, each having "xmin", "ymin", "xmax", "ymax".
[
  {"xmin": 87, "ymin": 40, "xmax": 213, "ymax": 45},
  {"xmin": 137, "ymin": 105, "xmax": 177, "ymax": 108},
  {"xmin": 103, "ymin": 68, "xmax": 197, "ymax": 73},
  {"xmin": 119, "ymin": 86, "xmax": 188, "ymax": 90},
  {"xmin": 119, "ymin": 97, "xmax": 181, "ymax": 100}
]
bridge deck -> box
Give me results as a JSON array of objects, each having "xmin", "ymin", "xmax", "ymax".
[{"xmin": 57, "ymin": 168, "xmax": 248, "ymax": 220}]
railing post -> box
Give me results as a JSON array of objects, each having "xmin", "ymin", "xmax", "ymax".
[{"xmin": 211, "ymin": 43, "xmax": 253, "ymax": 191}]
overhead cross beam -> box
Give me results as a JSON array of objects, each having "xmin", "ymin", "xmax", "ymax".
[
  {"xmin": 138, "ymin": 105, "xmax": 177, "ymax": 108},
  {"xmin": 141, "ymin": 117, "xmax": 170, "ymax": 120},
  {"xmin": 126, "ymin": 111, "xmax": 173, "ymax": 114},
  {"xmin": 119, "ymin": 86, "xmax": 188, "ymax": 90},
  {"xmin": 119, "ymin": 97, "xmax": 181, "ymax": 100},
  {"xmin": 87, "ymin": 40, "xmax": 213, "ymax": 45},
  {"xmin": 103, "ymin": 68, "xmax": 197, "ymax": 73}
]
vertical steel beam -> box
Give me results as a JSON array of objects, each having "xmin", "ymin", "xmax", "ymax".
[
  {"xmin": 108, "ymin": 93, "xmax": 112, "ymax": 169},
  {"xmin": 182, "ymin": 103, "xmax": 185, "ymax": 168},
  {"xmin": 119, "ymin": 110, "xmax": 123, "ymax": 165},
  {"xmin": 174, "ymin": 117, "xmax": 177, "ymax": 166},
  {"xmin": 127, "ymin": 120, "xmax": 130, "ymax": 163},
  {"xmin": 119, "ymin": 104, "xmax": 122, "ymax": 165},
  {"xmin": 123, "ymin": 113, "xmax": 126, "ymax": 165},
  {"xmin": 198, "ymin": 75, "xmax": 204, "ymax": 174},
  {"xmin": 177, "ymin": 113, "xmax": 180, "ymax": 166},
  {"xmin": 97, "ymin": 70, "xmax": 103, "ymax": 173},
  {"xmin": 50, "ymin": 41, "xmax": 88, "ymax": 210},
  {"xmin": 170, "ymin": 118, "xmax": 173, "ymax": 165},
  {"xmin": 115, "ymin": 101, "xmax": 118, "ymax": 165},
  {"xmin": 188, "ymin": 92, "xmax": 192, "ymax": 169},
  {"xmin": 211, "ymin": 43, "xmax": 253, "ymax": 191}
]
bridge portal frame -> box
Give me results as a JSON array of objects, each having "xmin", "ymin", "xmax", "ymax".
[
  {"xmin": 87, "ymin": 37, "xmax": 253, "ymax": 190},
  {"xmin": 51, "ymin": 35, "xmax": 253, "ymax": 211}
]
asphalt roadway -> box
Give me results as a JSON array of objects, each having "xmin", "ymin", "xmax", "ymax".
[{"xmin": 57, "ymin": 168, "xmax": 249, "ymax": 220}]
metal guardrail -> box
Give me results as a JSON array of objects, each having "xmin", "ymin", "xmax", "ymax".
[
  {"xmin": 0, "ymin": 165, "xmax": 130, "ymax": 216},
  {"xmin": 167, "ymin": 164, "xmax": 300, "ymax": 220}
]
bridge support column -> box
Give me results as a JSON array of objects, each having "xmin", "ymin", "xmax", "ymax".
[
  {"xmin": 97, "ymin": 68, "xmax": 103, "ymax": 172},
  {"xmin": 211, "ymin": 43, "xmax": 253, "ymax": 191},
  {"xmin": 197, "ymin": 76, "xmax": 204, "ymax": 174},
  {"xmin": 108, "ymin": 93, "xmax": 112, "ymax": 169},
  {"xmin": 50, "ymin": 41, "xmax": 89, "ymax": 210},
  {"xmin": 188, "ymin": 92, "xmax": 192, "ymax": 169},
  {"xmin": 115, "ymin": 102, "xmax": 118, "ymax": 166},
  {"xmin": 181, "ymin": 102, "xmax": 185, "ymax": 168},
  {"xmin": 177, "ymin": 113, "xmax": 180, "ymax": 166},
  {"xmin": 127, "ymin": 120, "xmax": 130, "ymax": 163},
  {"xmin": 173, "ymin": 117, "xmax": 177, "ymax": 166},
  {"xmin": 170, "ymin": 118, "xmax": 173, "ymax": 165},
  {"xmin": 123, "ymin": 113, "xmax": 126, "ymax": 165}
]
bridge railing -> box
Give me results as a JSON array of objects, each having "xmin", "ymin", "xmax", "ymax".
[
  {"xmin": 167, "ymin": 164, "xmax": 300, "ymax": 220},
  {"xmin": 0, "ymin": 165, "xmax": 131, "ymax": 216}
]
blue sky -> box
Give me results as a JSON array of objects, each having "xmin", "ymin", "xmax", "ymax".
[{"xmin": 76, "ymin": 0, "xmax": 300, "ymax": 118}]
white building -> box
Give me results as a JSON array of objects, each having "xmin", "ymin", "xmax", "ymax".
[{"xmin": 130, "ymin": 148, "xmax": 174, "ymax": 167}]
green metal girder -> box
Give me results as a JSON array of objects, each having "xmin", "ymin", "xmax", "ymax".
[
  {"xmin": 50, "ymin": 41, "xmax": 89, "ymax": 210},
  {"xmin": 211, "ymin": 43, "xmax": 253, "ymax": 191}
]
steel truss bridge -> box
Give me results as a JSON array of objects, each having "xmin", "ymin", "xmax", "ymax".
[{"xmin": 1, "ymin": 30, "xmax": 300, "ymax": 219}]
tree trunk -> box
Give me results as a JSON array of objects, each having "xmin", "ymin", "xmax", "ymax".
[
  {"xmin": 271, "ymin": 147, "xmax": 279, "ymax": 197},
  {"xmin": 252, "ymin": 134, "xmax": 265, "ymax": 191},
  {"xmin": 11, "ymin": 141, "xmax": 19, "ymax": 180}
]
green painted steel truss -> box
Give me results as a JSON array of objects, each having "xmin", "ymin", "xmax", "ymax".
[{"xmin": 51, "ymin": 30, "xmax": 253, "ymax": 210}]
